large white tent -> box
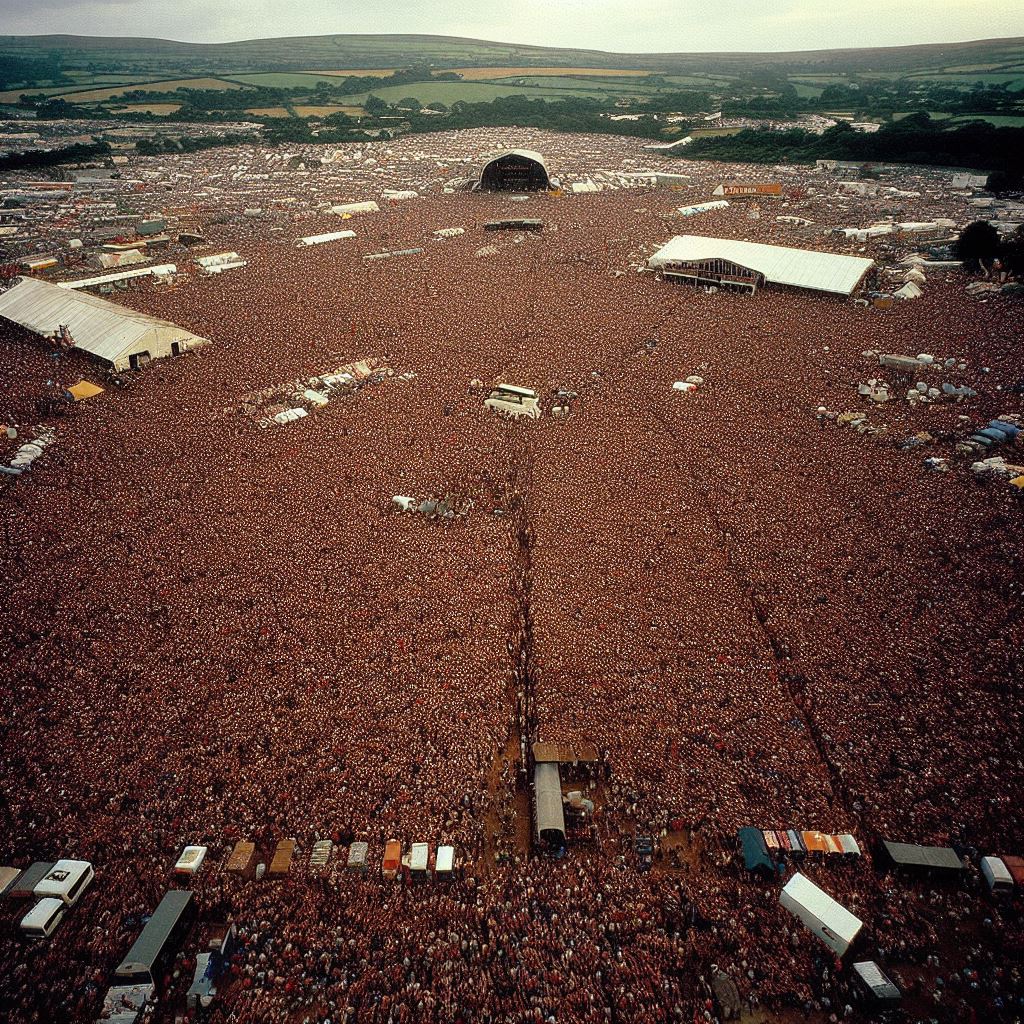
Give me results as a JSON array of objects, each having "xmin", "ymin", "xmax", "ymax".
[
  {"xmin": 648, "ymin": 235, "xmax": 873, "ymax": 296},
  {"xmin": 0, "ymin": 277, "xmax": 209, "ymax": 370}
]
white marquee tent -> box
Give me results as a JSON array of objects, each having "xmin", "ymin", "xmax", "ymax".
[
  {"xmin": 0, "ymin": 277, "xmax": 209, "ymax": 370},
  {"xmin": 648, "ymin": 235, "xmax": 873, "ymax": 296}
]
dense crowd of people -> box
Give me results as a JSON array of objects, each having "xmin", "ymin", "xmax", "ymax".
[{"xmin": 0, "ymin": 134, "xmax": 1022, "ymax": 1024}]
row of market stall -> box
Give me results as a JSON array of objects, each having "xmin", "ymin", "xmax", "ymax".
[
  {"xmin": 220, "ymin": 838, "xmax": 459, "ymax": 881},
  {"xmin": 737, "ymin": 826, "xmax": 860, "ymax": 873},
  {"xmin": 740, "ymin": 828, "xmax": 1021, "ymax": 888}
]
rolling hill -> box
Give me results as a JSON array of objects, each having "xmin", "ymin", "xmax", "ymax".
[{"xmin": 1, "ymin": 32, "xmax": 1023, "ymax": 78}]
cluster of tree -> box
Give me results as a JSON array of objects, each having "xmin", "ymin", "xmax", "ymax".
[
  {"xmin": 716, "ymin": 75, "xmax": 1024, "ymax": 121},
  {"xmin": 722, "ymin": 95, "xmax": 800, "ymax": 118},
  {"xmin": 0, "ymin": 141, "xmax": 110, "ymax": 173},
  {"xmin": 811, "ymin": 79, "xmax": 1023, "ymax": 118},
  {"xmin": 641, "ymin": 90, "xmax": 712, "ymax": 115},
  {"xmin": 0, "ymin": 53, "xmax": 68, "ymax": 90},
  {"xmin": 319, "ymin": 62, "xmax": 459, "ymax": 97},
  {"xmin": 259, "ymin": 117, "xmax": 355, "ymax": 145},
  {"xmin": 34, "ymin": 98, "xmax": 96, "ymax": 120},
  {"xmin": 954, "ymin": 220, "xmax": 1024, "ymax": 274},
  {"xmin": 679, "ymin": 115, "xmax": 1024, "ymax": 174},
  {"xmin": 986, "ymin": 167, "xmax": 1024, "ymax": 193}
]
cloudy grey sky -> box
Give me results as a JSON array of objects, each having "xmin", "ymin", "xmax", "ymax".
[{"xmin": 2, "ymin": 0, "xmax": 1022, "ymax": 52}]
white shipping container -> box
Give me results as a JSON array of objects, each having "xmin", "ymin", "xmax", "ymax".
[{"xmin": 779, "ymin": 872, "xmax": 862, "ymax": 957}]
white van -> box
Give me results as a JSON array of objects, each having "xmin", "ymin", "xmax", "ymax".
[
  {"xmin": 21, "ymin": 897, "xmax": 67, "ymax": 940},
  {"xmin": 33, "ymin": 859, "xmax": 94, "ymax": 906},
  {"xmin": 435, "ymin": 846, "xmax": 455, "ymax": 879},
  {"xmin": 408, "ymin": 843, "xmax": 430, "ymax": 880}
]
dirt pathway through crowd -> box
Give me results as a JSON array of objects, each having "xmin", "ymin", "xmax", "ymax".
[
  {"xmin": 574, "ymin": 302, "xmax": 860, "ymax": 827},
  {"xmin": 476, "ymin": 442, "xmax": 540, "ymax": 870},
  {"xmin": 642, "ymin": 400, "xmax": 855, "ymax": 820}
]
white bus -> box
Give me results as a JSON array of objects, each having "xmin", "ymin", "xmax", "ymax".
[
  {"xmin": 21, "ymin": 897, "xmax": 67, "ymax": 940},
  {"xmin": 33, "ymin": 860, "xmax": 94, "ymax": 906}
]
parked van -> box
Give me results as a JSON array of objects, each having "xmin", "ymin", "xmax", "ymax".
[
  {"xmin": 225, "ymin": 841, "xmax": 255, "ymax": 875},
  {"xmin": 408, "ymin": 843, "xmax": 430, "ymax": 881},
  {"xmin": 268, "ymin": 840, "xmax": 296, "ymax": 878},
  {"xmin": 33, "ymin": 860, "xmax": 94, "ymax": 906},
  {"xmin": 21, "ymin": 897, "xmax": 67, "ymax": 940},
  {"xmin": 347, "ymin": 842, "xmax": 368, "ymax": 872},
  {"xmin": 852, "ymin": 961, "xmax": 901, "ymax": 1008},
  {"xmin": 435, "ymin": 846, "xmax": 455, "ymax": 880},
  {"xmin": 10, "ymin": 862, "xmax": 53, "ymax": 899},
  {"xmin": 0, "ymin": 865, "xmax": 22, "ymax": 898},
  {"xmin": 484, "ymin": 384, "xmax": 541, "ymax": 420},
  {"xmin": 382, "ymin": 841, "xmax": 402, "ymax": 881},
  {"xmin": 981, "ymin": 856, "xmax": 1014, "ymax": 894},
  {"xmin": 174, "ymin": 846, "xmax": 207, "ymax": 875},
  {"xmin": 309, "ymin": 840, "xmax": 333, "ymax": 872}
]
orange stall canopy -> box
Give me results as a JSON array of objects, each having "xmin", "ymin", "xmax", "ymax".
[
  {"xmin": 800, "ymin": 831, "xmax": 832, "ymax": 855},
  {"xmin": 67, "ymin": 380, "xmax": 104, "ymax": 402}
]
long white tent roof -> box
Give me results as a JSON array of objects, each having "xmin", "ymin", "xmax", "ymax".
[
  {"xmin": 0, "ymin": 276, "xmax": 208, "ymax": 365},
  {"xmin": 649, "ymin": 235, "xmax": 873, "ymax": 295},
  {"xmin": 297, "ymin": 230, "xmax": 357, "ymax": 247},
  {"xmin": 58, "ymin": 265, "xmax": 177, "ymax": 290}
]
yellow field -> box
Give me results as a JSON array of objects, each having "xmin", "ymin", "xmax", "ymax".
[
  {"xmin": 109, "ymin": 103, "xmax": 182, "ymax": 115},
  {"xmin": 294, "ymin": 105, "xmax": 365, "ymax": 116},
  {"xmin": 246, "ymin": 107, "xmax": 291, "ymax": 117},
  {"xmin": 60, "ymin": 78, "xmax": 243, "ymax": 101},
  {"xmin": 300, "ymin": 69, "xmax": 395, "ymax": 77},
  {"xmin": 440, "ymin": 66, "xmax": 651, "ymax": 80}
]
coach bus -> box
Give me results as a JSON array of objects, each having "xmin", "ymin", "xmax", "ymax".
[
  {"xmin": 114, "ymin": 890, "xmax": 196, "ymax": 988},
  {"xmin": 33, "ymin": 859, "xmax": 94, "ymax": 906}
]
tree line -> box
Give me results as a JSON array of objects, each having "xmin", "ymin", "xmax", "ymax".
[{"xmin": 677, "ymin": 115, "xmax": 1024, "ymax": 174}]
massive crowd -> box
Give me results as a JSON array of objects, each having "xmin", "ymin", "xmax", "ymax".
[{"xmin": 0, "ymin": 134, "xmax": 1022, "ymax": 1024}]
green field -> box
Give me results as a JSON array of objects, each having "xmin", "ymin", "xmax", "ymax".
[
  {"xmin": 904, "ymin": 72, "xmax": 1024, "ymax": 88},
  {"xmin": 477, "ymin": 75, "xmax": 659, "ymax": 98},
  {"xmin": 58, "ymin": 77, "xmax": 246, "ymax": 101},
  {"xmin": 685, "ymin": 126, "xmax": 745, "ymax": 138},
  {"xmin": 662, "ymin": 74, "xmax": 733, "ymax": 87},
  {"xmin": 890, "ymin": 110, "xmax": 1024, "ymax": 127},
  {"xmin": 0, "ymin": 85, "xmax": 68, "ymax": 101},
  {"xmin": 947, "ymin": 113, "xmax": 1024, "ymax": 127}
]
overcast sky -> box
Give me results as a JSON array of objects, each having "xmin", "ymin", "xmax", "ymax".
[{"xmin": 2, "ymin": 0, "xmax": 1022, "ymax": 52}]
